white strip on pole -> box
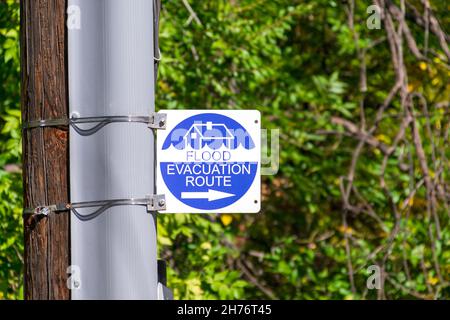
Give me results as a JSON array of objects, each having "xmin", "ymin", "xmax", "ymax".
[{"xmin": 68, "ymin": 0, "xmax": 158, "ymax": 299}]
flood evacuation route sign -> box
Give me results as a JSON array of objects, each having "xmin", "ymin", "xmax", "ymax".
[{"xmin": 157, "ymin": 110, "xmax": 261, "ymax": 214}]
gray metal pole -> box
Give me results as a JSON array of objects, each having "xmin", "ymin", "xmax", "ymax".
[{"xmin": 68, "ymin": 0, "xmax": 158, "ymax": 299}]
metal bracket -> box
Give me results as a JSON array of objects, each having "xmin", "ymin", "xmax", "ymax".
[
  {"xmin": 149, "ymin": 113, "xmax": 167, "ymax": 130},
  {"xmin": 147, "ymin": 194, "xmax": 166, "ymax": 211},
  {"xmin": 23, "ymin": 203, "xmax": 70, "ymax": 217},
  {"xmin": 23, "ymin": 112, "xmax": 167, "ymax": 134},
  {"xmin": 24, "ymin": 194, "xmax": 167, "ymax": 220}
]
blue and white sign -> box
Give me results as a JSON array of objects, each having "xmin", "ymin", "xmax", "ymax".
[{"xmin": 157, "ymin": 110, "xmax": 261, "ymax": 213}]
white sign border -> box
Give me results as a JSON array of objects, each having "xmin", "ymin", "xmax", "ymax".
[{"xmin": 157, "ymin": 110, "xmax": 261, "ymax": 214}]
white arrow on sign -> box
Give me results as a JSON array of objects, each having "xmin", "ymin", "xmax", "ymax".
[{"xmin": 181, "ymin": 190, "xmax": 235, "ymax": 201}]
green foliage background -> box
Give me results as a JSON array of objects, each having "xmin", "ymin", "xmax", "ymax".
[
  {"xmin": 0, "ymin": 0, "xmax": 22, "ymax": 300},
  {"xmin": 0, "ymin": 0, "xmax": 449, "ymax": 300}
]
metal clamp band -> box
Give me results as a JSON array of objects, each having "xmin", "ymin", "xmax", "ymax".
[
  {"xmin": 23, "ymin": 113, "xmax": 167, "ymax": 136},
  {"xmin": 23, "ymin": 203, "xmax": 71, "ymax": 217},
  {"xmin": 23, "ymin": 195, "xmax": 166, "ymax": 221}
]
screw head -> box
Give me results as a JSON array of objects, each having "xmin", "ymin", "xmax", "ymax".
[
  {"xmin": 38, "ymin": 207, "xmax": 50, "ymax": 216},
  {"xmin": 158, "ymin": 199, "xmax": 166, "ymax": 207},
  {"xmin": 73, "ymin": 281, "xmax": 80, "ymax": 289}
]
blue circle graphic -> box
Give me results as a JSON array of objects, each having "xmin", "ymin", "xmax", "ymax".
[{"xmin": 161, "ymin": 113, "xmax": 257, "ymax": 210}]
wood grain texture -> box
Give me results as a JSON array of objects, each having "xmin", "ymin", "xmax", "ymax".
[{"xmin": 21, "ymin": 0, "xmax": 70, "ymax": 300}]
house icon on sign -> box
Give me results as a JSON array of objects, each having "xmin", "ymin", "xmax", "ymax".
[{"xmin": 183, "ymin": 122, "xmax": 234, "ymax": 149}]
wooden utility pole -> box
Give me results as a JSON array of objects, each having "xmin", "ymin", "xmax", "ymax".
[{"xmin": 21, "ymin": 0, "xmax": 70, "ymax": 300}]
